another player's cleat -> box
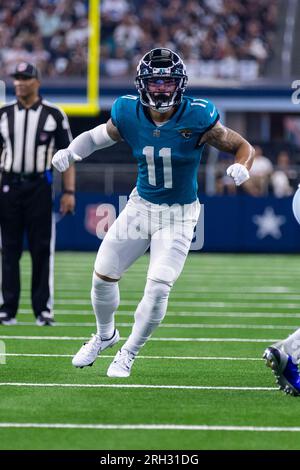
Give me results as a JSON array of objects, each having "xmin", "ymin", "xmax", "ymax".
[
  {"xmin": 72, "ymin": 329, "xmax": 120, "ymax": 368},
  {"xmin": 263, "ymin": 346, "xmax": 300, "ymax": 396},
  {"xmin": 36, "ymin": 312, "xmax": 54, "ymax": 326},
  {"xmin": 107, "ymin": 348, "xmax": 136, "ymax": 378},
  {"xmin": 0, "ymin": 313, "xmax": 17, "ymax": 325}
]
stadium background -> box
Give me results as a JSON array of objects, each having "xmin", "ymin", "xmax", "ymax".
[{"xmin": 2, "ymin": 0, "xmax": 300, "ymax": 452}]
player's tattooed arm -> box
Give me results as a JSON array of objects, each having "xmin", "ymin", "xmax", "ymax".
[
  {"xmin": 201, "ymin": 121, "xmax": 255, "ymax": 170},
  {"xmin": 106, "ymin": 119, "xmax": 123, "ymax": 142}
]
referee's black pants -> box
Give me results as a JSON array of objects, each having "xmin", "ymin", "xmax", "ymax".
[{"xmin": 0, "ymin": 173, "xmax": 54, "ymax": 319}]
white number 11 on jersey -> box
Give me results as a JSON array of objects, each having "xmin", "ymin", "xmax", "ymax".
[{"xmin": 143, "ymin": 146, "xmax": 172, "ymax": 188}]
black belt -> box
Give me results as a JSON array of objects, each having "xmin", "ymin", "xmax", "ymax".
[{"xmin": 1, "ymin": 172, "xmax": 46, "ymax": 183}]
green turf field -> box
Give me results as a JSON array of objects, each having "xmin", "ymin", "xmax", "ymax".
[{"xmin": 1, "ymin": 252, "xmax": 300, "ymax": 450}]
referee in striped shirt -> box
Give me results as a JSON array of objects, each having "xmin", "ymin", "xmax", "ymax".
[{"xmin": 0, "ymin": 62, "xmax": 75, "ymax": 326}]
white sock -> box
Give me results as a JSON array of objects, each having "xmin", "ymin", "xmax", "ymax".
[
  {"xmin": 123, "ymin": 279, "xmax": 171, "ymax": 355},
  {"xmin": 281, "ymin": 328, "xmax": 300, "ymax": 363},
  {"xmin": 91, "ymin": 273, "xmax": 120, "ymax": 339}
]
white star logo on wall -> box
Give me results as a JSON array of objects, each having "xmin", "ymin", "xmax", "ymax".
[{"xmin": 253, "ymin": 207, "xmax": 286, "ymax": 239}]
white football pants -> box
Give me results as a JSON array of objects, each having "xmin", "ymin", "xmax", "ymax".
[
  {"xmin": 93, "ymin": 187, "xmax": 200, "ymax": 354},
  {"xmin": 94, "ymin": 188, "xmax": 200, "ymax": 284}
]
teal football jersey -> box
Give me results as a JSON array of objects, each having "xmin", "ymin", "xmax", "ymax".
[{"xmin": 111, "ymin": 95, "xmax": 219, "ymax": 205}]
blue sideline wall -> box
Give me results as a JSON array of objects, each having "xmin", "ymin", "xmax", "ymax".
[{"xmin": 54, "ymin": 194, "xmax": 300, "ymax": 253}]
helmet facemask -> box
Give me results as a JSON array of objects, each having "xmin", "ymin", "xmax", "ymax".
[{"xmin": 135, "ymin": 48, "xmax": 188, "ymax": 113}]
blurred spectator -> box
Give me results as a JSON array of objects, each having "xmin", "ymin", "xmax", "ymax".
[
  {"xmin": 214, "ymin": 153, "xmax": 237, "ymax": 195},
  {"xmin": 244, "ymin": 146, "xmax": 273, "ymax": 196},
  {"xmin": 113, "ymin": 14, "xmax": 144, "ymax": 54},
  {"xmin": 0, "ymin": 0, "xmax": 278, "ymax": 81},
  {"xmin": 102, "ymin": 0, "xmax": 130, "ymax": 23},
  {"xmin": 0, "ymin": 0, "xmax": 88, "ymax": 79},
  {"xmin": 35, "ymin": 4, "xmax": 60, "ymax": 47},
  {"xmin": 215, "ymin": 172, "xmax": 237, "ymax": 195},
  {"xmin": 270, "ymin": 151, "xmax": 297, "ymax": 197},
  {"xmin": 100, "ymin": 0, "xmax": 278, "ymax": 81},
  {"xmin": 213, "ymin": 146, "xmax": 300, "ymax": 198},
  {"xmin": 104, "ymin": 46, "xmax": 130, "ymax": 77}
]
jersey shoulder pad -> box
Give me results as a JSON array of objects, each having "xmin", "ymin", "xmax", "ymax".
[
  {"xmin": 187, "ymin": 96, "xmax": 219, "ymax": 132},
  {"xmin": 111, "ymin": 95, "xmax": 139, "ymax": 129}
]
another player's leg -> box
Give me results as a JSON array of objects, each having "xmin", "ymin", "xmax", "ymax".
[
  {"xmin": 107, "ymin": 201, "xmax": 200, "ymax": 378},
  {"xmin": 72, "ymin": 203, "xmax": 150, "ymax": 368},
  {"xmin": 263, "ymin": 329, "xmax": 300, "ymax": 396}
]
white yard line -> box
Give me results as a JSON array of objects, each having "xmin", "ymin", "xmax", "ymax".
[
  {"xmin": 0, "ymin": 422, "xmax": 299, "ymax": 432},
  {"xmin": 20, "ymin": 292, "xmax": 300, "ymax": 300},
  {"xmin": 45, "ymin": 286, "xmax": 300, "ymax": 294},
  {"xmin": 20, "ymin": 289, "xmax": 300, "ymax": 298},
  {"xmin": 0, "ymin": 335, "xmax": 280, "ymax": 342},
  {"xmin": 50, "ymin": 287, "xmax": 300, "ymax": 295},
  {"xmin": 0, "ymin": 353, "xmax": 261, "ymax": 361},
  {"xmin": 0, "ymin": 382, "xmax": 276, "ymax": 391},
  {"xmin": 52, "ymin": 283, "xmax": 297, "ymax": 290},
  {"xmin": 13, "ymin": 321, "xmax": 299, "ymax": 330},
  {"xmin": 25, "ymin": 271, "xmax": 300, "ymax": 279},
  {"xmin": 19, "ymin": 299, "xmax": 300, "ymax": 309},
  {"xmin": 23, "ymin": 265, "xmax": 300, "ymax": 272},
  {"xmin": 17, "ymin": 309, "xmax": 300, "ymax": 319}
]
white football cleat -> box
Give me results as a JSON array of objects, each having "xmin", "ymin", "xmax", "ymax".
[
  {"xmin": 36, "ymin": 311, "xmax": 54, "ymax": 326},
  {"xmin": 0, "ymin": 313, "xmax": 17, "ymax": 325},
  {"xmin": 107, "ymin": 348, "xmax": 136, "ymax": 378},
  {"xmin": 72, "ymin": 329, "xmax": 120, "ymax": 368}
]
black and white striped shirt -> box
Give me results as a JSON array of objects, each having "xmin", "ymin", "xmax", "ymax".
[{"xmin": 0, "ymin": 98, "xmax": 72, "ymax": 174}]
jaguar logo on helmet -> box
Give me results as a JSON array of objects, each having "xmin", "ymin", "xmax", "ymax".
[{"xmin": 135, "ymin": 48, "xmax": 188, "ymax": 114}]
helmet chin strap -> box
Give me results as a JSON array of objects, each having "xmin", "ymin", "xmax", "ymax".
[
  {"xmin": 142, "ymin": 91, "xmax": 175, "ymax": 113},
  {"xmin": 151, "ymin": 93, "xmax": 173, "ymax": 113},
  {"xmin": 151, "ymin": 104, "xmax": 172, "ymax": 113}
]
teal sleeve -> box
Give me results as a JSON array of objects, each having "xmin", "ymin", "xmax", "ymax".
[
  {"xmin": 110, "ymin": 98, "xmax": 121, "ymax": 129},
  {"xmin": 203, "ymin": 100, "xmax": 220, "ymax": 133}
]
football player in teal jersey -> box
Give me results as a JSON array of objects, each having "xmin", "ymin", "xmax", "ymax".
[{"xmin": 53, "ymin": 48, "xmax": 255, "ymax": 377}]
